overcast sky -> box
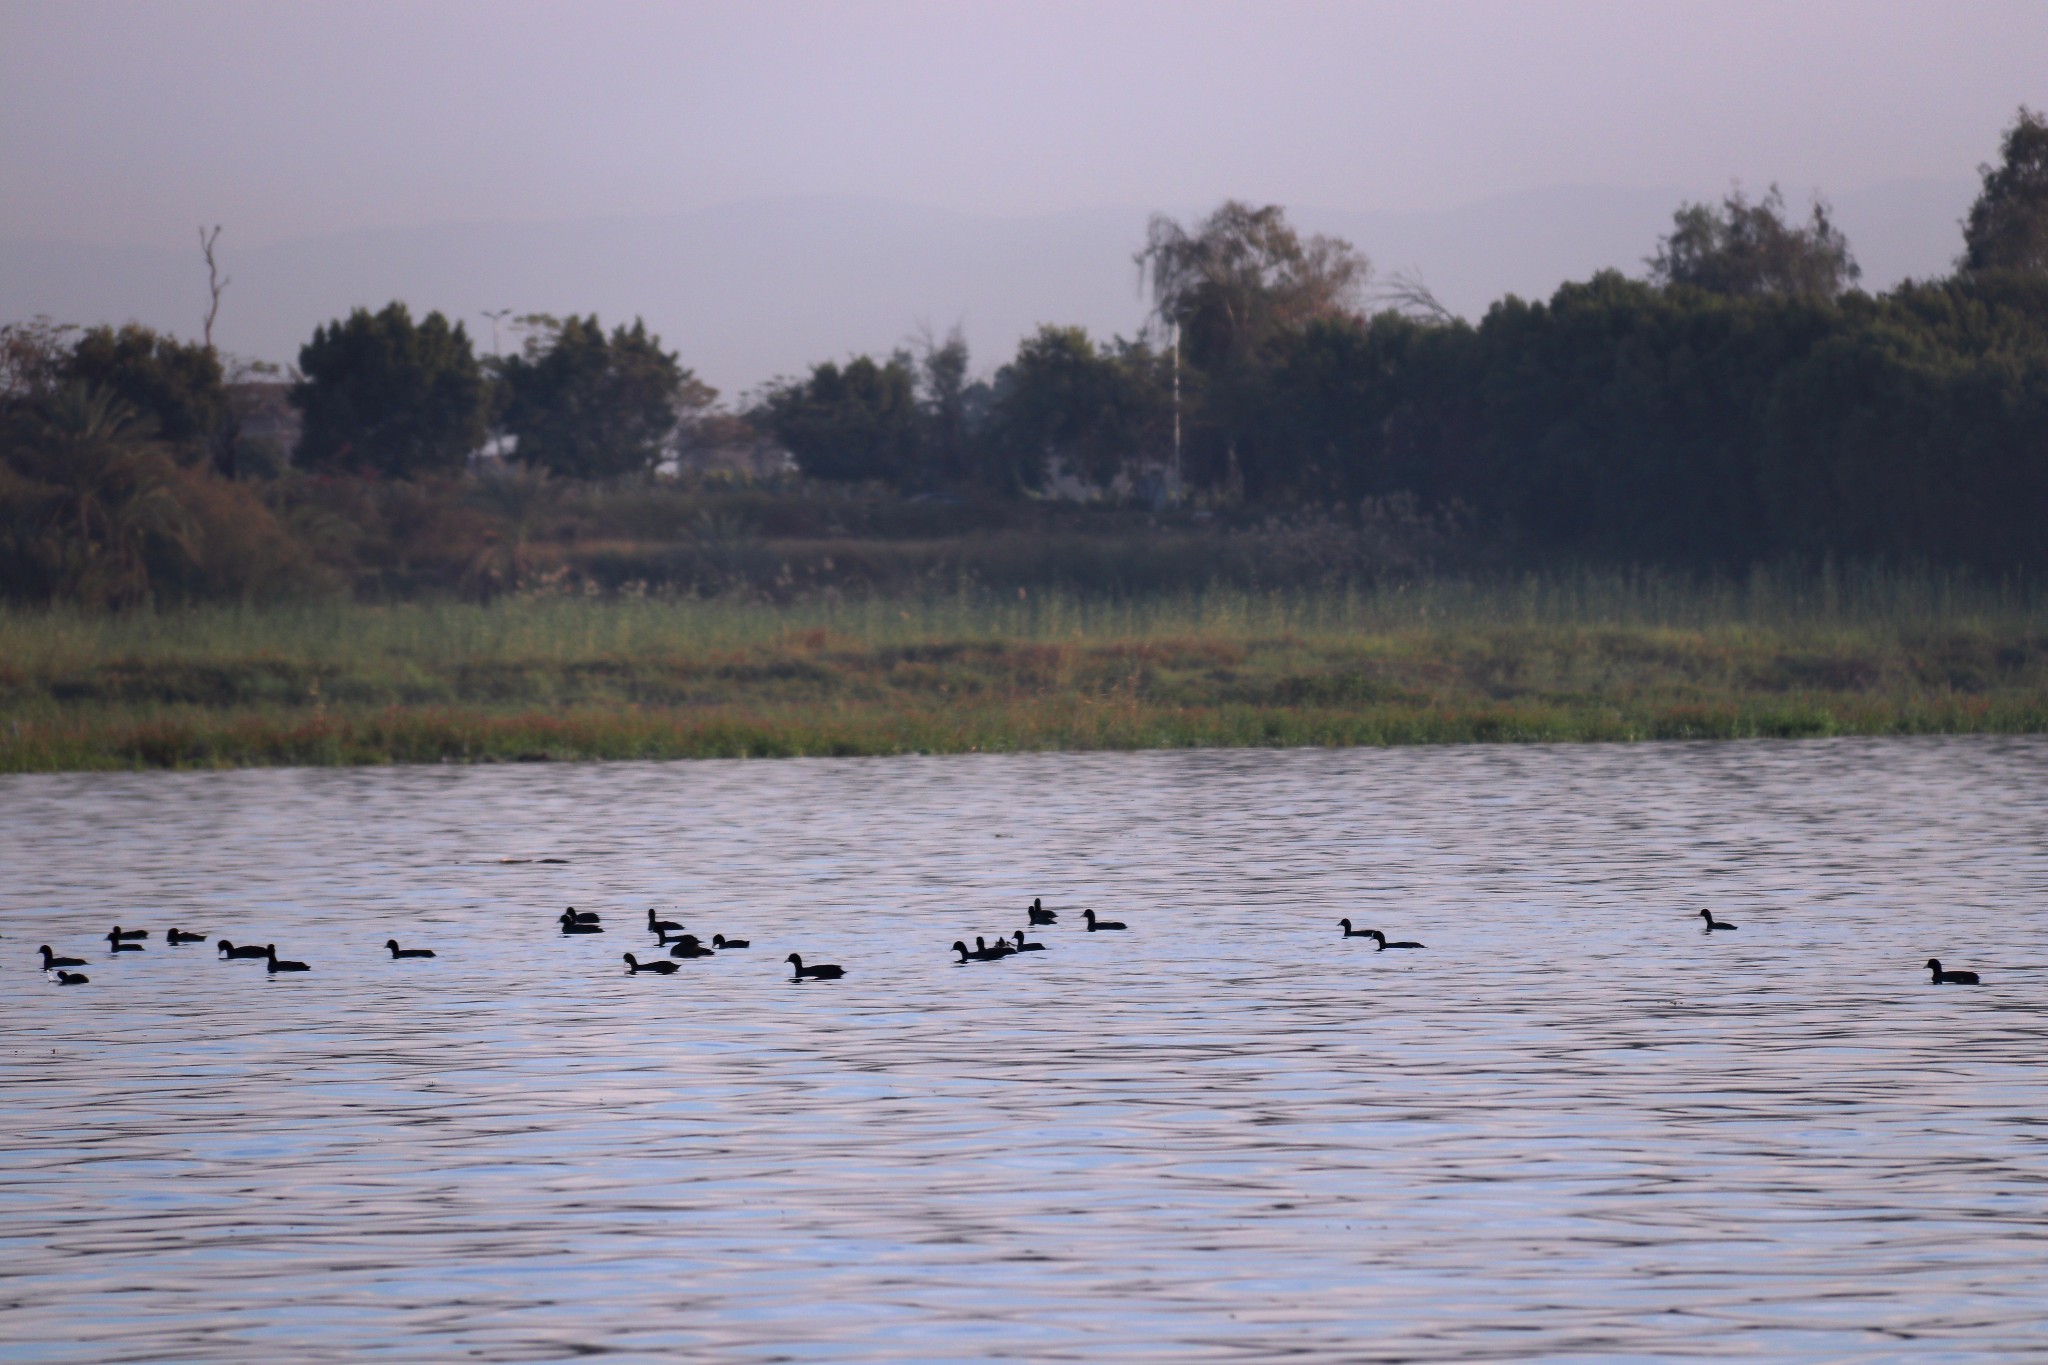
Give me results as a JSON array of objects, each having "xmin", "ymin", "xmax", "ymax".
[
  {"xmin": 5, "ymin": 0, "xmax": 2043, "ymax": 245},
  {"xmin": 2, "ymin": 1, "xmax": 2044, "ymax": 390}
]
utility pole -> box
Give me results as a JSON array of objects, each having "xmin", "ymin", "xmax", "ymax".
[
  {"xmin": 481, "ymin": 308, "xmax": 513, "ymax": 358},
  {"xmin": 1170, "ymin": 320, "xmax": 1182, "ymax": 504}
]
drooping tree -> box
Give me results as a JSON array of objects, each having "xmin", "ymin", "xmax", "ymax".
[
  {"xmin": 1648, "ymin": 185, "xmax": 1860, "ymax": 299},
  {"xmin": 493, "ymin": 315, "xmax": 707, "ymax": 479},
  {"xmin": 292, "ymin": 303, "xmax": 486, "ymax": 478},
  {"xmin": 1136, "ymin": 202, "xmax": 1368, "ymax": 496},
  {"xmin": 1962, "ymin": 106, "xmax": 2048, "ymax": 277}
]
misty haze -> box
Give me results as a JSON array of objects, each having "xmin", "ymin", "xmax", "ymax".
[{"xmin": 5, "ymin": 3, "xmax": 2048, "ymax": 1362}]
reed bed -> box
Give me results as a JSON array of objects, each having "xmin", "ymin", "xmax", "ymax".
[{"xmin": 4, "ymin": 569, "xmax": 2044, "ymax": 771}]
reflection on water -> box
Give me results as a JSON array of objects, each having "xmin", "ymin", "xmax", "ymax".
[{"xmin": 4, "ymin": 737, "xmax": 2047, "ymax": 1361}]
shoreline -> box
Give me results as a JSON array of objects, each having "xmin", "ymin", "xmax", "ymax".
[{"xmin": 5, "ymin": 695, "xmax": 2042, "ymax": 772}]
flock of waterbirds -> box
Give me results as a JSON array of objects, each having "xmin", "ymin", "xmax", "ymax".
[{"xmin": 33, "ymin": 898, "xmax": 1987, "ymax": 987}]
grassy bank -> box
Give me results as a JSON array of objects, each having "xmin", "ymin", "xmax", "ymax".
[{"xmin": 4, "ymin": 570, "xmax": 2045, "ymax": 771}]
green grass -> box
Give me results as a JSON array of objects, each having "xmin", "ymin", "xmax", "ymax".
[{"xmin": 4, "ymin": 568, "xmax": 2046, "ymax": 771}]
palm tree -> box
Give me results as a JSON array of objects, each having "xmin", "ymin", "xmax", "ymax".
[{"xmin": 7, "ymin": 384, "xmax": 195, "ymax": 606}]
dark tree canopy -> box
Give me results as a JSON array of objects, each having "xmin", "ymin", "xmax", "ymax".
[
  {"xmin": 1963, "ymin": 106, "xmax": 2048, "ymax": 276},
  {"xmin": 988, "ymin": 326, "xmax": 1169, "ymax": 491},
  {"xmin": 64, "ymin": 324, "xmax": 227, "ymax": 464},
  {"xmin": 1649, "ymin": 186, "xmax": 1860, "ymax": 300},
  {"xmin": 753, "ymin": 354, "xmax": 922, "ymax": 484},
  {"xmin": 291, "ymin": 303, "xmax": 485, "ymax": 478},
  {"xmin": 493, "ymin": 315, "xmax": 705, "ymax": 479}
]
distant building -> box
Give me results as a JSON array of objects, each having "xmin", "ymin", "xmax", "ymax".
[{"xmin": 226, "ymin": 381, "xmax": 301, "ymax": 467}]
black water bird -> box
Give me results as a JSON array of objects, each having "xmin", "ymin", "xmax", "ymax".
[
  {"xmin": 39, "ymin": 946, "xmax": 87, "ymax": 970},
  {"xmin": 1927, "ymin": 958, "xmax": 1982, "ymax": 985},
  {"xmin": 976, "ymin": 935, "xmax": 1015, "ymax": 957},
  {"xmin": 265, "ymin": 945, "xmax": 310, "ymax": 973},
  {"xmin": 1082, "ymin": 909, "xmax": 1127, "ymax": 932},
  {"xmin": 1339, "ymin": 919, "xmax": 1374, "ymax": 938},
  {"xmin": 563, "ymin": 907, "xmax": 601, "ymax": 924},
  {"xmin": 167, "ymin": 928, "xmax": 208, "ymax": 945},
  {"xmin": 559, "ymin": 912, "xmax": 604, "ymax": 935},
  {"xmin": 1364, "ymin": 929, "xmax": 1424, "ymax": 950},
  {"xmin": 712, "ymin": 934, "xmax": 750, "ymax": 949},
  {"xmin": 218, "ymin": 939, "xmax": 268, "ymax": 959},
  {"xmin": 668, "ymin": 935, "xmax": 716, "ymax": 959},
  {"xmin": 647, "ymin": 908, "xmax": 684, "ymax": 936},
  {"xmin": 56, "ymin": 971, "xmax": 90, "ymax": 985},
  {"xmin": 385, "ymin": 939, "xmax": 436, "ymax": 959},
  {"xmin": 108, "ymin": 937, "xmax": 144, "ymax": 953},
  {"xmin": 108, "ymin": 926, "xmax": 148, "ymax": 942},
  {"xmin": 1027, "ymin": 898, "xmax": 1057, "ymax": 926},
  {"xmin": 1699, "ymin": 909, "xmax": 1737, "ymax": 931},
  {"xmin": 953, "ymin": 940, "xmax": 1004, "ymax": 963},
  {"xmin": 624, "ymin": 953, "xmax": 679, "ymax": 975},
  {"xmin": 1010, "ymin": 930, "xmax": 1046, "ymax": 952},
  {"xmin": 787, "ymin": 953, "xmax": 844, "ymax": 980}
]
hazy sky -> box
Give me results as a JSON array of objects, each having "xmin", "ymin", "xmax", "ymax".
[{"xmin": 4, "ymin": 0, "xmax": 2044, "ymax": 247}]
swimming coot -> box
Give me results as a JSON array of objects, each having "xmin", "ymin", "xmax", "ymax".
[
  {"xmin": 56, "ymin": 971, "xmax": 89, "ymax": 985},
  {"xmin": 264, "ymin": 945, "xmax": 310, "ymax": 973},
  {"xmin": 385, "ymin": 940, "xmax": 436, "ymax": 959},
  {"xmin": 218, "ymin": 939, "xmax": 268, "ymax": 959},
  {"xmin": 39, "ymin": 945, "xmax": 87, "ymax": 970},
  {"xmin": 108, "ymin": 926, "xmax": 148, "ymax": 942},
  {"xmin": 1338, "ymin": 919, "xmax": 1374, "ymax": 938},
  {"xmin": 1364, "ymin": 929, "xmax": 1424, "ymax": 950},
  {"xmin": 647, "ymin": 908, "xmax": 684, "ymax": 936},
  {"xmin": 1699, "ymin": 909, "xmax": 1737, "ymax": 931},
  {"xmin": 712, "ymin": 934, "xmax": 750, "ymax": 949},
  {"xmin": 1010, "ymin": 930, "xmax": 1046, "ymax": 952},
  {"xmin": 1082, "ymin": 909, "xmax": 1127, "ymax": 932},
  {"xmin": 1027, "ymin": 898, "xmax": 1058, "ymax": 926},
  {"xmin": 668, "ymin": 935, "xmax": 716, "ymax": 959},
  {"xmin": 108, "ymin": 938, "xmax": 144, "ymax": 953},
  {"xmin": 975, "ymin": 935, "xmax": 1015, "ymax": 957},
  {"xmin": 167, "ymin": 928, "xmax": 208, "ymax": 945},
  {"xmin": 786, "ymin": 953, "xmax": 844, "ymax": 980},
  {"xmin": 559, "ymin": 912, "xmax": 605, "ymax": 935},
  {"xmin": 1926, "ymin": 958, "xmax": 1982, "ymax": 985},
  {"xmin": 624, "ymin": 953, "xmax": 679, "ymax": 975}
]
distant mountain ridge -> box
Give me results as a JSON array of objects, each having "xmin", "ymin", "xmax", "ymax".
[{"xmin": 0, "ymin": 181, "xmax": 1974, "ymax": 399}]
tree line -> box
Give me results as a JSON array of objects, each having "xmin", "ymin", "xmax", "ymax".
[{"xmin": 3, "ymin": 107, "xmax": 2046, "ymax": 603}]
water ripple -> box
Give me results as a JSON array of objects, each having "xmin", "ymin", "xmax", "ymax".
[{"xmin": 4, "ymin": 736, "xmax": 2047, "ymax": 1360}]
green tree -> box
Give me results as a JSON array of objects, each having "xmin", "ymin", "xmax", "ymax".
[
  {"xmin": 753, "ymin": 354, "xmax": 922, "ymax": 485},
  {"xmin": 1649, "ymin": 185, "xmax": 1860, "ymax": 299},
  {"xmin": 988, "ymin": 326, "xmax": 1169, "ymax": 492},
  {"xmin": 291, "ymin": 303, "xmax": 485, "ymax": 478},
  {"xmin": 1136, "ymin": 202, "xmax": 1368, "ymax": 495},
  {"xmin": 913, "ymin": 326, "xmax": 986, "ymax": 488},
  {"xmin": 64, "ymin": 323, "xmax": 227, "ymax": 467},
  {"xmin": 493, "ymin": 314, "xmax": 707, "ymax": 479},
  {"xmin": 0, "ymin": 384, "xmax": 195, "ymax": 606},
  {"xmin": 1962, "ymin": 107, "xmax": 2048, "ymax": 276}
]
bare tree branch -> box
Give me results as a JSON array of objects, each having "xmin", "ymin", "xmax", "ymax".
[{"xmin": 199, "ymin": 225, "xmax": 230, "ymax": 349}]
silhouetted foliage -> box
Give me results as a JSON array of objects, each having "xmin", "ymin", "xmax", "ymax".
[
  {"xmin": 493, "ymin": 314, "xmax": 709, "ymax": 479},
  {"xmin": 292, "ymin": 303, "xmax": 485, "ymax": 478},
  {"xmin": 987, "ymin": 326, "xmax": 1170, "ymax": 492},
  {"xmin": 1962, "ymin": 107, "xmax": 2048, "ymax": 277},
  {"xmin": 1649, "ymin": 185, "xmax": 1860, "ymax": 299},
  {"xmin": 753, "ymin": 354, "xmax": 922, "ymax": 484},
  {"xmin": 64, "ymin": 324, "xmax": 228, "ymax": 469}
]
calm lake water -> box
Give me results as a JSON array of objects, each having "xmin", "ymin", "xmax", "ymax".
[{"xmin": 4, "ymin": 737, "xmax": 2047, "ymax": 1362}]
